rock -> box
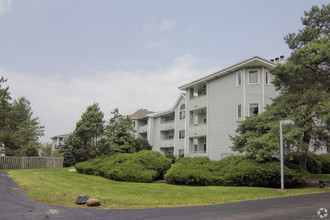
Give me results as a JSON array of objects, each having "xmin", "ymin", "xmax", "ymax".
[
  {"xmin": 75, "ymin": 195, "xmax": 89, "ymax": 204},
  {"xmin": 68, "ymin": 169, "xmax": 77, "ymax": 173},
  {"xmin": 86, "ymin": 198, "xmax": 100, "ymax": 207}
]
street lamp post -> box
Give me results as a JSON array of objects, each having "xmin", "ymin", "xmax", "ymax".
[{"xmin": 280, "ymin": 119, "xmax": 294, "ymax": 191}]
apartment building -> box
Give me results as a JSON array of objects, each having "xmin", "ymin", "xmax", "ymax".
[
  {"xmin": 132, "ymin": 56, "xmax": 280, "ymax": 160},
  {"xmin": 51, "ymin": 134, "xmax": 70, "ymax": 153}
]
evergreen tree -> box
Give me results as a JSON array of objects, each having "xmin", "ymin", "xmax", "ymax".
[
  {"xmin": 59, "ymin": 144, "xmax": 76, "ymax": 167},
  {"xmin": 68, "ymin": 103, "xmax": 109, "ymax": 162},
  {"xmin": 0, "ymin": 79, "xmax": 44, "ymax": 156},
  {"xmin": 231, "ymin": 4, "xmax": 329, "ymax": 169},
  {"xmin": 106, "ymin": 108, "xmax": 135, "ymax": 154},
  {"xmin": 133, "ymin": 137, "xmax": 152, "ymax": 152}
]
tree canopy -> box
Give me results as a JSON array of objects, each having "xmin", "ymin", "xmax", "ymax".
[
  {"xmin": 0, "ymin": 78, "xmax": 44, "ymax": 156},
  {"xmin": 68, "ymin": 103, "xmax": 109, "ymax": 162},
  {"xmin": 231, "ymin": 4, "xmax": 330, "ymax": 169}
]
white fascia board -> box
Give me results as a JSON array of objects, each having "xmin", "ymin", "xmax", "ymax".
[
  {"xmin": 178, "ymin": 56, "xmax": 276, "ymax": 90},
  {"xmin": 170, "ymin": 93, "xmax": 186, "ymax": 112},
  {"xmin": 148, "ymin": 109, "xmax": 173, "ymax": 118}
]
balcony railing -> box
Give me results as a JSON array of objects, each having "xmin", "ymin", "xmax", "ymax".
[
  {"xmin": 191, "ymin": 150, "xmax": 207, "ymax": 154},
  {"xmin": 191, "ymin": 121, "xmax": 206, "ymax": 127},
  {"xmin": 138, "ymin": 125, "xmax": 148, "ymax": 133}
]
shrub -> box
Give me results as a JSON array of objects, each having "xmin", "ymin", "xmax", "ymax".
[
  {"xmin": 165, "ymin": 156, "xmax": 307, "ymax": 188},
  {"xmin": 165, "ymin": 157, "xmax": 218, "ymax": 185},
  {"xmin": 165, "ymin": 153, "xmax": 176, "ymax": 164},
  {"xmin": 319, "ymin": 154, "xmax": 330, "ymax": 174},
  {"xmin": 289, "ymin": 152, "xmax": 322, "ymax": 174},
  {"xmin": 75, "ymin": 151, "xmax": 171, "ymax": 183},
  {"xmin": 218, "ymin": 156, "xmax": 307, "ymax": 188}
]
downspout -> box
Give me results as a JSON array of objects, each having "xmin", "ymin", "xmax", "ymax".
[
  {"xmin": 243, "ymin": 68, "xmax": 246, "ymax": 117},
  {"xmin": 262, "ymin": 67, "xmax": 265, "ymax": 112},
  {"xmin": 184, "ymin": 90, "xmax": 188, "ymax": 156}
]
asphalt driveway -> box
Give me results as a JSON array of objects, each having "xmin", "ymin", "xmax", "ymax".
[{"xmin": 0, "ymin": 171, "xmax": 329, "ymax": 220}]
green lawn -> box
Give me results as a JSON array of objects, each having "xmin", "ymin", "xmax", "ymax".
[
  {"xmin": 6, "ymin": 168, "xmax": 330, "ymax": 209},
  {"xmin": 309, "ymin": 174, "xmax": 330, "ymax": 181}
]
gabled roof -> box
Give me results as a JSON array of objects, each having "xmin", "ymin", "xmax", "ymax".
[
  {"xmin": 178, "ymin": 56, "xmax": 275, "ymax": 90},
  {"xmin": 131, "ymin": 109, "xmax": 154, "ymax": 119},
  {"xmin": 170, "ymin": 93, "xmax": 185, "ymax": 112},
  {"xmin": 135, "ymin": 93, "xmax": 186, "ymax": 119}
]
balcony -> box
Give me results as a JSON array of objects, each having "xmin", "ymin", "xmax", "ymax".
[
  {"xmin": 187, "ymin": 123, "xmax": 207, "ymax": 137},
  {"xmin": 188, "ymin": 136, "xmax": 207, "ymax": 156},
  {"xmin": 160, "ymin": 122, "xmax": 174, "ymax": 131},
  {"xmin": 187, "ymin": 95, "xmax": 207, "ymax": 110},
  {"xmin": 138, "ymin": 125, "xmax": 148, "ymax": 133},
  {"xmin": 159, "ymin": 139, "xmax": 174, "ymax": 148}
]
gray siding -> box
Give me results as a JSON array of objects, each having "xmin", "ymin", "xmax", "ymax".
[{"xmin": 208, "ymin": 70, "xmax": 243, "ymax": 160}]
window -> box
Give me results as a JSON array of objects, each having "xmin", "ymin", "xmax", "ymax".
[
  {"xmin": 168, "ymin": 134, "xmax": 174, "ymax": 140},
  {"xmin": 179, "ymin": 104, "xmax": 185, "ymax": 120},
  {"xmin": 203, "ymin": 143, "xmax": 207, "ymax": 153},
  {"xmin": 265, "ymin": 71, "xmax": 269, "ymax": 85},
  {"xmin": 178, "ymin": 149, "xmax": 184, "ymax": 155},
  {"xmin": 180, "ymin": 104, "xmax": 185, "ymax": 110},
  {"xmin": 237, "ymin": 104, "xmax": 242, "ymax": 119},
  {"xmin": 248, "ymin": 70, "xmax": 258, "ymax": 84},
  {"xmin": 194, "ymin": 145, "xmax": 198, "ymax": 152},
  {"xmin": 179, "ymin": 130, "xmax": 185, "ymax": 139},
  {"xmin": 236, "ymin": 71, "xmax": 242, "ymax": 86},
  {"xmin": 180, "ymin": 111, "xmax": 185, "ymax": 120},
  {"xmin": 249, "ymin": 103, "xmax": 259, "ymax": 116}
]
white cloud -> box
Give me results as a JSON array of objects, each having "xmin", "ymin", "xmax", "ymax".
[
  {"xmin": 142, "ymin": 18, "xmax": 178, "ymax": 34},
  {"xmin": 0, "ymin": 0, "xmax": 12, "ymax": 15},
  {"xmin": 1, "ymin": 54, "xmax": 222, "ymax": 143}
]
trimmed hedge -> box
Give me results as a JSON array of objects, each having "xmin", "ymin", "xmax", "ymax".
[
  {"xmin": 165, "ymin": 156, "xmax": 308, "ymax": 188},
  {"xmin": 75, "ymin": 150, "xmax": 172, "ymax": 183}
]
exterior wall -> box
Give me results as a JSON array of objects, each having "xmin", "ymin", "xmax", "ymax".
[
  {"xmin": 174, "ymin": 98, "xmax": 186, "ymax": 157},
  {"xmin": 132, "ymin": 58, "xmax": 283, "ymax": 160},
  {"xmin": 185, "ymin": 66, "xmax": 279, "ymax": 161},
  {"xmin": 207, "ymin": 69, "xmax": 243, "ymax": 160},
  {"xmin": 51, "ymin": 135, "xmax": 69, "ymax": 153}
]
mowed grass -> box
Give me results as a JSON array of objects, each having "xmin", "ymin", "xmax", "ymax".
[
  {"xmin": 309, "ymin": 174, "xmax": 330, "ymax": 181},
  {"xmin": 7, "ymin": 168, "xmax": 330, "ymax": 209}
]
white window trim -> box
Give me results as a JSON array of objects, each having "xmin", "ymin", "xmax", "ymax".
[
  {"xmin": 237, "ymin": 103, "xmax": 242, "ymax": 119},
  {"xmin": 179, "ymin": 130, "xmax": 185, "ymax": 139},
  {"xmin": 248, "ymin": 69, "xmax": 259, "ymax": 84},
  {"xmin": 236, "ymin": 71, "xmax": 242, "ymax": 86},
  {"xmin": 248, "ymin": 102, "xmax": 260, "ymax": 116},
  {"xmin": 179, "ymin": 110, "xmax": 185, "ymax": 120}
]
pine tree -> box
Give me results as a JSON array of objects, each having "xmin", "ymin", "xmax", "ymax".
[
  {"xmin": 231, "ymin": 4, "xmax": 330, "ymax": 169},
  {"xmin": 68, "ymin": 103, "xmax": 109, "ymax": 162}
]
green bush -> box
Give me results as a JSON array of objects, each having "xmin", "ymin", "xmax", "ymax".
[
  {"xmin": 165, "ymin": 157, "xmax": 218, "ymax": 185},
  {"xmin": 289, "ymin": 152, "xmax": 322, "ymax": 174},
  {"xmin": 165, "ymin": 156, "xmax": 307, "ymax": 188},
  {"xmin": 165, "ymin": 153, "xmax": 176, "ymax": 164},
  {"xmin": 75, "ymin": 151, "xmax": 171, "ymax": 183},
  {"xmin": 319, "ymin": 154, "xmax": 330, "ymax": 174}
]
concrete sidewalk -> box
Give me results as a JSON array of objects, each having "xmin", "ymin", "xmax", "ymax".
[{"xmin": 0, "ymin": 171, "xmax": 329, "ymax": 220}]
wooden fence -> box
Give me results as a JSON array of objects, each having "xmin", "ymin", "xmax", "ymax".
[{"xmin": 0, "ymin": 157, "xmax": 63, "ymax": 169}]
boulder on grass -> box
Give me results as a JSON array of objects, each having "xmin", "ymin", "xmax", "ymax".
[
  {"xmin": 86, "ymin": 198, "xmax": 100, "ymax": 207},
  {"xmin": 75, "ymin": 195, "xmax": 89, "ymax": 204}
]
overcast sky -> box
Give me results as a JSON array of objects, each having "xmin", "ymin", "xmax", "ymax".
[{"xmin": 0, "ymin": 0, "xmax": 328, "ymax": 143}]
